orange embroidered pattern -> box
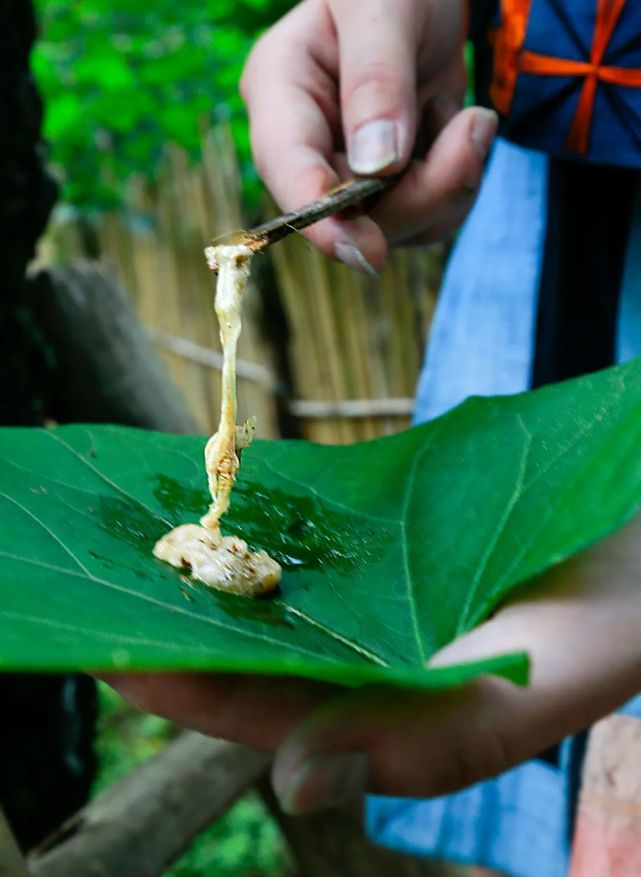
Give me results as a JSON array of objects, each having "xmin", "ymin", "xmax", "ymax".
[
  {"xmin": 491, "ymin": 0, "xmax": 641, "ymax": 155},
  {"xmin": 490, "ymin": 0, "xmax": 534, "ymax": 114}
]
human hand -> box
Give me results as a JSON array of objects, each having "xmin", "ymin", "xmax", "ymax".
[
  {"xmin": 240, "ymin": 0, "xmax": 498, "ymax": 273},
  {"xmin": 101, "ymin": 514, "xmax": 641, "ymax": 815}
]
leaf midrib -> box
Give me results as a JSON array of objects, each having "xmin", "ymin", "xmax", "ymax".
[
  {"xmin": 400, "ymin": 422, "xmax": 444, "ymax": 665},
  {"xmin": 456, "ymin": 392, "xmax": 633, "ymax": 632}
]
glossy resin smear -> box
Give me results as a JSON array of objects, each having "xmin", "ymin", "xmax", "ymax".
[{"xmin": 153, "ymin": 244, "xmax": 282, "ymax": 597}]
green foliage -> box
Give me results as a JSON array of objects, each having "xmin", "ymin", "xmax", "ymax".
[
  {"xmin": 4, "ymin": 361, "xmax": 641, "ymax": 685},
  {"xmin": 169, "ymin": 794, "xmax": 290, "ymax": 877},
  {"xmin": 94, "ymin": 684, "xmax": 290, "ymax": 877},
  {"xmin": 33, "ymin": 0, "xmax": 296, "ymax": 208},
  {"xmin": 93, "ymin": 683, "xmax": 174, "ymax": 792}
]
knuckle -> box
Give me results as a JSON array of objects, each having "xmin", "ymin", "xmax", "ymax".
[
  {"xmin": 343, "ymin": 62, "xmax": 405, "ymax": 112},
  {"xmin": 300, "ymin": 71, "xmax": 340, "ymax": 130},
  {"xmin": 302, "ymin": 162, "xmax": 340, "ymax": 200}
]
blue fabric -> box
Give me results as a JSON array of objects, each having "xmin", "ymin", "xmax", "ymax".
[
  {"xmin": 497, "ymin": 0, "xmax": 641, "ymax": 168},
  {"xmin": 367, "ymin": 762, "xmax": 569, "ymax": 877},
  {"xmin": 366, "ymin": 143, "xmax": 641, "ymax": 876},
  {"xmin": 618, "ymin": 179, "xmax": 641, "ymax": 362},
  {"xmin": 414, "ymin": 137, "xmax": 548, "ymax": 421}
]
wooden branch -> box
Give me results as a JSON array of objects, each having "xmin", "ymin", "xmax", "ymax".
[
  {"xmin": 29, "ymin": 733, "xmax": 269, "ymax": 877},
  {"xmin": 207, "ymin": 177, "xmax": 392, "ymax": 266},
  {"xmin": 0, "ymin": 807, "xmax": 31, "ymax": 877},
  {"xmin": 258, "ymin": 780, "xmax": 456, "ymax": 877},
  {"xmin": 28, "ymin": 261, "xmax": 199, "ymax": 433}
]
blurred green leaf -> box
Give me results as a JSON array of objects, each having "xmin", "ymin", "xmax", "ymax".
[
  {"xmin": 44, "ymin": 92, "xmax": 84, "ymax": 139},
  {"xmin": 74, "ymin": 49, "xmax": 135, "ymax": 88},
  {"xmin": 33, "ymin": 0, "xmax": 298, "ymax": 208}
]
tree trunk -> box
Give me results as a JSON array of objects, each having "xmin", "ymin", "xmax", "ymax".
[
  {"xmin": 0, "ymin": 2, "xmax": 98, "ymax": 852},
  {"xmin": 0, "ymin": 0, "xmax": 56, "ymax": 427},
  {"xmin": 29, "ymin": 261, "xmax": 199, "ymax": 432}
]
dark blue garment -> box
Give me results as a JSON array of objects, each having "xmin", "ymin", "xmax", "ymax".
[{"xmin": 490, "ymin": 0, "xmax": 641, "ymax": 168}]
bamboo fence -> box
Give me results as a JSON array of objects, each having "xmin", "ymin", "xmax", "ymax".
[
  {"xmin": 274, "ymin": 233, "xmax": 440, "ymax": 443},
  {"xmin": 41, "ymin": 127, "xmax": 444, "ymax": 444}
]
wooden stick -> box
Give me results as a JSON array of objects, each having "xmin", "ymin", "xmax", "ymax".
[{"xmin": 208, "ymin": 177, "xmax": 392, "ymax": 266}]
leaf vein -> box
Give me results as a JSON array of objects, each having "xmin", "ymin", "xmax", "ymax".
[
  {"xmin": 46, "ymin": 431, "xmax": 172, "ymax": 527},
  {"xmin": 457, "ymin": 416, "xmax": 532, "ymax": 633},
  {"xmin": 400, "ymin": 423, "xmax": 444, "ymax": 664},
  {"xmin": 0, "ymin": 492, "xmax": 93, "ymax": 578}
]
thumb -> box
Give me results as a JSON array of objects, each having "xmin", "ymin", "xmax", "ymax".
[
  {"xmin": 331, "ymin": 0, "xmax": 465, "ymax": 177},
  {"xmin": 271, "ymin": 523, "xmax": 641, "ymax": 814},
  {"xmin": 330, "ymin": 0, "xmax": 423, "ymax": 175},
  {"xmin": 271, "ymin": 675, "xmax": 526, "ymax": 815}
]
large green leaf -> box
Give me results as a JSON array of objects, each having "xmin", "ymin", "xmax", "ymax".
[{"xmin": 4, "ymin": 360, "xmax": 641, "ymax": 689}]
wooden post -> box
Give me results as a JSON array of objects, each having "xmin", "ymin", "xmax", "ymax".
[{"xmin": 28, "ymin": 261, "xmax": 199, "ymax": 433}]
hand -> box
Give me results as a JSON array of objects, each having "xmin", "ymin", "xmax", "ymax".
[
  {"xmin": 101, "ymin": 514, "xmax": 641, "ymax": 815},
  {"xmin": 240, "ymin": 0, "xmax": 498, "ymax": 273}
]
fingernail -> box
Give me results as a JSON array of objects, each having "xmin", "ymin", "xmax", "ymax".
[
  {"xmin": 470, "ymin": 109, "xmax": 498, "ymax": 160},
  {"xmin": 349, "ymin": 120, "xmax": 399, "ymax": 174},
  {"xmin": 335, "ymin": 242, "xmax": 379, "ymax": 277},
  {"xmin": 276, "ymin": 752, "xmax": 369, "ymax": 815}
]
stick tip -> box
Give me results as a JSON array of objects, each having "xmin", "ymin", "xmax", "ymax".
[{"xmin": 204, "ymin": 246, "xmax": 220, "ymax": 273}]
